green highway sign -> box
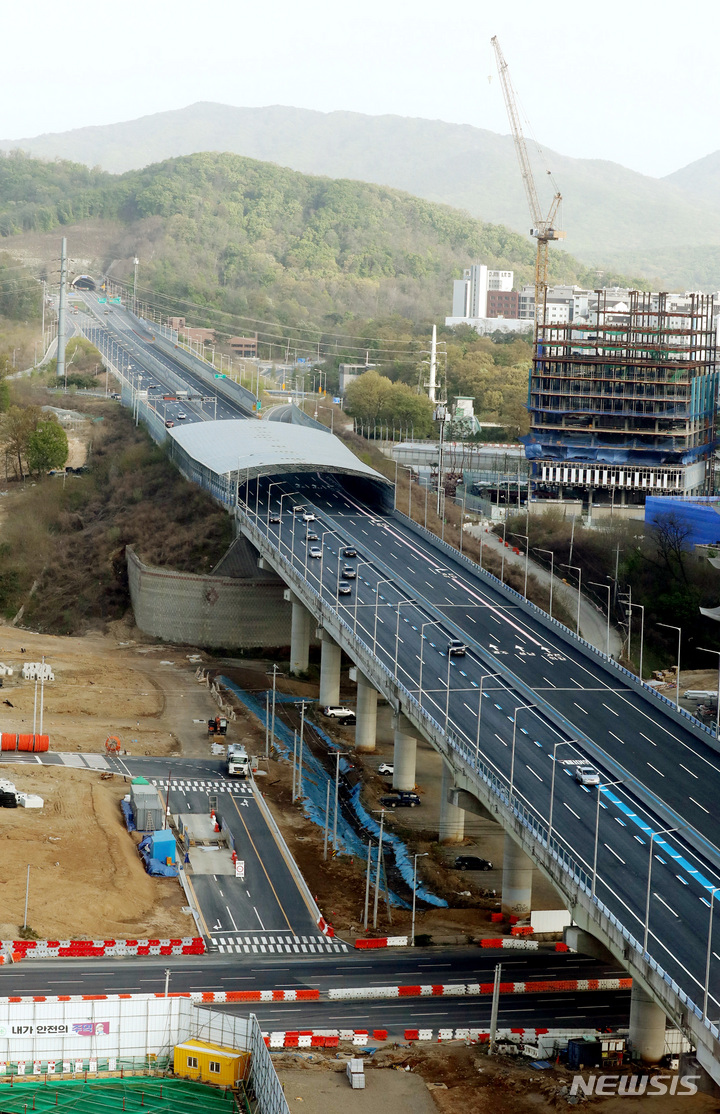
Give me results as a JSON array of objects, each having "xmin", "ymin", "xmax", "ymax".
[
  {"xmin": 110, "ymin": 297, "xmax": 121, "ymax": 304},
  {"xmin": 98, "ymin": 297, "xmax": 107, "ymax": 303}
]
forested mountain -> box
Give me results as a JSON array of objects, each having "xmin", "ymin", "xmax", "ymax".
[
  {"xmin": 2, "ymin": 103, "xmax": 720, "ymax": 287},
  {"xmin": 0, "ymin": 150, "xmax": 638, "ymax": 329}
]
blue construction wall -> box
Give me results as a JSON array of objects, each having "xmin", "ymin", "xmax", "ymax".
[{"xmin": 645, "ymin": 496, "xmax": 720, "ymax": 545}]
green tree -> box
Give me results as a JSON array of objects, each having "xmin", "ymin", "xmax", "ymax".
[
  {"xmin": 344, "ymin": 370, "xmax": 392, "ymax": 422},
  {"xmin": 3, "ymin": 405, "xmax": 41, "ymax": 479},
  {"xmin": 26, "ymin": 420, "xmax": 69, "ymax": 475}
]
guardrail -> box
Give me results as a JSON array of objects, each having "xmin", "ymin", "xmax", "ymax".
[{"xmin": 239, "ymin": 509, "xmax": 720, "ymax": 1065}]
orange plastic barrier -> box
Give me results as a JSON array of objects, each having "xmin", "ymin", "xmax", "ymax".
[
  {"xmin": 17, "ymin": 734, "xmax": 33, "ymax": 752},
  {"xmin": 34, "ymin": 735, "xmax": 49, "ymax": 752},
  {"xmin": 1, "ymin": 733, "xmax": 16, "ymax": 751}
]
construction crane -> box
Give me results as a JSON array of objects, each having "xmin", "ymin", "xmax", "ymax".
[{"xmin": 491, "ymin": 36, "xmax": 565, "ymax": 332}]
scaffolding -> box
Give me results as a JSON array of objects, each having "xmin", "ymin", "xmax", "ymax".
[{"xmin": 527, "ymin": 291, "xmax": 719, "ymax": 501}]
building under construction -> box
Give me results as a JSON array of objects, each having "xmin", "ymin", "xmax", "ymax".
[{"xmin": 525, "ymin": 290, "xmax": 719, "ymax": 505}]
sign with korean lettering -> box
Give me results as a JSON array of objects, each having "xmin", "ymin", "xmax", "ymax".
[{"xmin": 235, "ymin": 860, "xmax": 245, "ymax": 879}]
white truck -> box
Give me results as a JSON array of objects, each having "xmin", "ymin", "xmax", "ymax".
[{"xmin": 227, "ymin": 743, "xmax": 251, "ymax": 777}]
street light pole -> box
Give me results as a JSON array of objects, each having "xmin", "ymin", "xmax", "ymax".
[
  {"xmin": 510, "ymin": 703, "xmax": 539, "ymax": 803},
  {"xmin": 373, "ymin": 579, "xmax": 394, "ymax": 655},
  {"xmin": 548, "ymin": 740, "xmax": 575, "ymax": 850},
  {"xmin": 658, "ymin": 623, "xmax": 682, "ymax": 711},
  {"xmin": 589, "ymin": 581, "xmax": 611, "ymax": 657},
  {"xmin": 643, "ymin": 826, "xmax": 678, "ymax": 953},
  {"xmin": 353, "ymin": 560, "xmax": 373, "ymax": 635},
  {"xmin": 475, "ymin": 672, "xmax": 504, "ymax": 755},
  {"xmin": 419, "ymin": 619, "xmax": 443, "ymax": 701},
  {"xmin": 629, "ymin": 602, "xmax": 645, "ymax": 682},
  {"xmin": 591, "ymin": 779, "xmax": 623, "ymax": 898},
  {"xmin": 411, "ymin": 852, "xmax": 429, "ymax": 945},
  {"xmin": 372, "ymin": 810, "xmax": 386, "ymax": 929},
  {"xmin": 533, "ymin": 548, "xmax": 554, "ymax": 618},
  {"xmin": 704, "ymin": 885, "xmax": 720, "ymax": 1021},
  {"xmin": 698, "ymin": 648, "xmax": 720, "ymax": 739},
  {"xmin": 561, "ymin": 563, "xmax": 582, "ymax": 635},
  {"xmin": 510, "ymin": 532, "xmax": 529, "ymax": 598},
  {"xmin": 394, "ymin": 599, "xmax": 417, "ymax": 680}
]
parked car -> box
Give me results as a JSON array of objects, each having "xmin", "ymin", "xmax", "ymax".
[
  {"xmin": 378, "ymin": 762, "xmax": 394, "ymax": 776},
  {"xmin": 575, "ymin": 764, "xmax": 600, "ymax": 786},
  {"xmin": 343, "ymin": 547, "xmax": 357, "ymax": 558},
  {"xmin": 309, "ymin": 546, "xmax": 322, "ymax": 558},
  {"xmin": 454, "ymin": 855, "xmax": 493, "ymax": 871},
  {"xmin": 338, "ymin": 581, "xmax": 352, "ymax": 595},
  {"xmin": 342, "ymin": 564, "xmax": 356, "ymax": 578},
  {"xmin": 447, "ymin": 638, "xmax": 467, "ymax": 657},
  {"xmin": 381, "ymin": 792, "xmax": 420, "ymax": 808},
  {"xmin": 323, "ymin": 705, "xmax": 355, "ymax": 719}
]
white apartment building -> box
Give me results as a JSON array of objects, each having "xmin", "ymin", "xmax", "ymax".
[{"xmin": 451, "ymin": 264, "xmax": 513, "ymax": 319}]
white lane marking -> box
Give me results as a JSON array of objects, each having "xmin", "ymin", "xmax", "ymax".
[
  {"xmin": 573, "ymin": 702, "xmax": 588, "ymax": 714},
  {"xmin": 640, "ymin": 732, "xmax": 657, "ymax": 748},
  {"xmin": 680, "ymin": 763, "xmax": 698, "ymax": 779},
  {"xmin": 254, "ymin": 906, "xmax": 266, "ymax": 929},
  {"xmin": 526, "ymin": 765, "xmax": 543, "ymax": 782},
  {"xmin": 654, "ymin": 893, "xmax": 679, "ymax": 918},
  {"xmin": 689, "ymin": 797, "xmax": 710, "ymax": 814},
  {"xmin": 226, "ymin": 905, "xmax": 239, "ymax": 931},
  {"xmin": 543, "ymin": 677, "xmax": 556, "ymax": 688},
  {"xmin": 602, "ymin": 703, "xmax": 619, "ymax": 716},
  {"xmin": 563, "ymin": 803, "xmax": 580, "ymax": 819},
  {"xmin": 463, "ymin": 703, "xmax": 478, "ymax": 716},
  {"xmin": 609, "ymin": 732, "xmax": 625, "ymax": 745},
  {"xmin": 647, "ymin": 762, "xmax": 664, "ymax": 777},
  {"xmin": 605, "ymin": 844, "xmax": 626, "ymax": 864}
]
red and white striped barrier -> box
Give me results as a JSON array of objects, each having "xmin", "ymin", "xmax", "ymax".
[
  {"xmin": 327, "ymin": 977, "xmax": 632, "ymax": 1001},
  {"xmin": 354, "ymin": 936, "xmax": 409, "ymax": 949},
  {"xmin": 317, "ymin": 917, "xmax": 335, "ymax": 939},
  {"xmin": 3, "ymin": 938, "xmax": 205, "ymax": 961},
  {"xmin": 263, "ymin": 1026, "xmax": 602, "ymax": 1049}
]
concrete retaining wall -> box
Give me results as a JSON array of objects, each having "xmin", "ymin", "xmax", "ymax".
[{"xmin": 126, "ymin": 546, "xmax": 291, "ymax": 649}]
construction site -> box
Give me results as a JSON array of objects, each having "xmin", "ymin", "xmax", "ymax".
[{"xmin": 527, "ymin": 290, "xmax": 719, "ymax": 506}]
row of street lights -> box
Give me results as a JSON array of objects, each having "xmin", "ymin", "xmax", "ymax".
[{"xmin": 249, "ymin": 488, "xmax": 720, "ymax": 1007}]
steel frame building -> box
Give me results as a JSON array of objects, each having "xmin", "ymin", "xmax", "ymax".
[{"xmin": 524, "ymin": 291, "xmax": 719, "ymax": 503}]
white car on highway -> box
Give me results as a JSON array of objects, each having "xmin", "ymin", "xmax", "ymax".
[
  {"xmin": 309, "ymin": 546, "xmax": 322, "ymax": 558},
  {"xmin": 575, "ymin": 764, "xmax": 600, "ymax": 786}
]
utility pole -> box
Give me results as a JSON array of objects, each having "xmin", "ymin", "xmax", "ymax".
[
  {"xmin": 56, "ymin": 238, "xmax": 68, "ymax": 385},
  {"xmin": 489, "ymin": 963, "xmax": 502, "ymax": 1052},
  {"xmin": 133, "ymin": 258, "xmax": 139, "ymax": 315},
  {"xmin": 372, "ymin": 810, "xmax": 385, "ymax": 929},
  {"xmin": 426, "ymin": 324, "xmax": 437, "ymax": 403}
]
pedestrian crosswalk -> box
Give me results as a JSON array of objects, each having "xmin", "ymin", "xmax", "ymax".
[
  {"xmin": 212, "ymin": 932, "xmax": 349, "ymax": 955},
  {"xmin": 150, "ymin": 779, "xmax": 252, "ymax": 794}
]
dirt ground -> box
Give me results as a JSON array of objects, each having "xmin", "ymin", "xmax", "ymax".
[
  {"xmin": 0, "ymin": 765, "xmax": 193, "ymax": 938},
  {"xmin": 0, "ymin": 621, "xmax": 209, "ymax": 756},
  {"xmin": 275, "ymin": 1047, "xmax": 720, "ymax": 1114}
]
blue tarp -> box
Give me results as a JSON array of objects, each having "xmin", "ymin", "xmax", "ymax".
[
  {"xmin": 646, "ymin": 496, "xmax": 720, "ymax": 546},
  {"xmin": 219, "ymin": 678, "xmax": 447, "ymax": 909},
  {"xmin": 138, "ymin": 835, "xmax": 178, "ymax": 877},
  {"xmin": 120, "ymin": 800, "xmax": 136, "ymax": 831}
]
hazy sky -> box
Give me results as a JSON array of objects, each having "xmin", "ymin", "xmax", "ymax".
[{"xmin": 5, "ymin": 0, "xmax": 717, "ymax": 178}]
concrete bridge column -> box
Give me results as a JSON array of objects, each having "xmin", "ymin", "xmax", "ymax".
[
  {"xmin": 392, "ymin": 713, "xmax": 418, "ymax": 791},
  {"xmin": 439, "ymin": 760, "xmax": 465, "ymax": 843},
  {"xmin": 318, "ymin": 631, "xmax": 342, "ymax": 707},
  {"xmin": 355, "ymin": 671, "xmax": 378, "ymax": 753},
  {"xmin": 287, "ymin": 591, "xmax": 311, "ymax": 675},
  {"xmin": 501, "ymin": 832, "xmax": 533, "ymax": 918},
  {"xmin": 628, "ymin": 984, "xmax": 666, "ymax": 1063}
]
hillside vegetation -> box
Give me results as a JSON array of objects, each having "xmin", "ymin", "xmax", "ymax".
[
  {"xmin": 2, "ymin": 104, "xmax": 720, "ymax": 287},
  {"xmin": 0, "ymin": 150, "xmax": 639, "ymax": 330}
]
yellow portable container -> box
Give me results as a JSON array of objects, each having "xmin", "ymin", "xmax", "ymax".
[{"xmin": 173, "ymin": 1038, "xmax": 249, "ymax": 1088}]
